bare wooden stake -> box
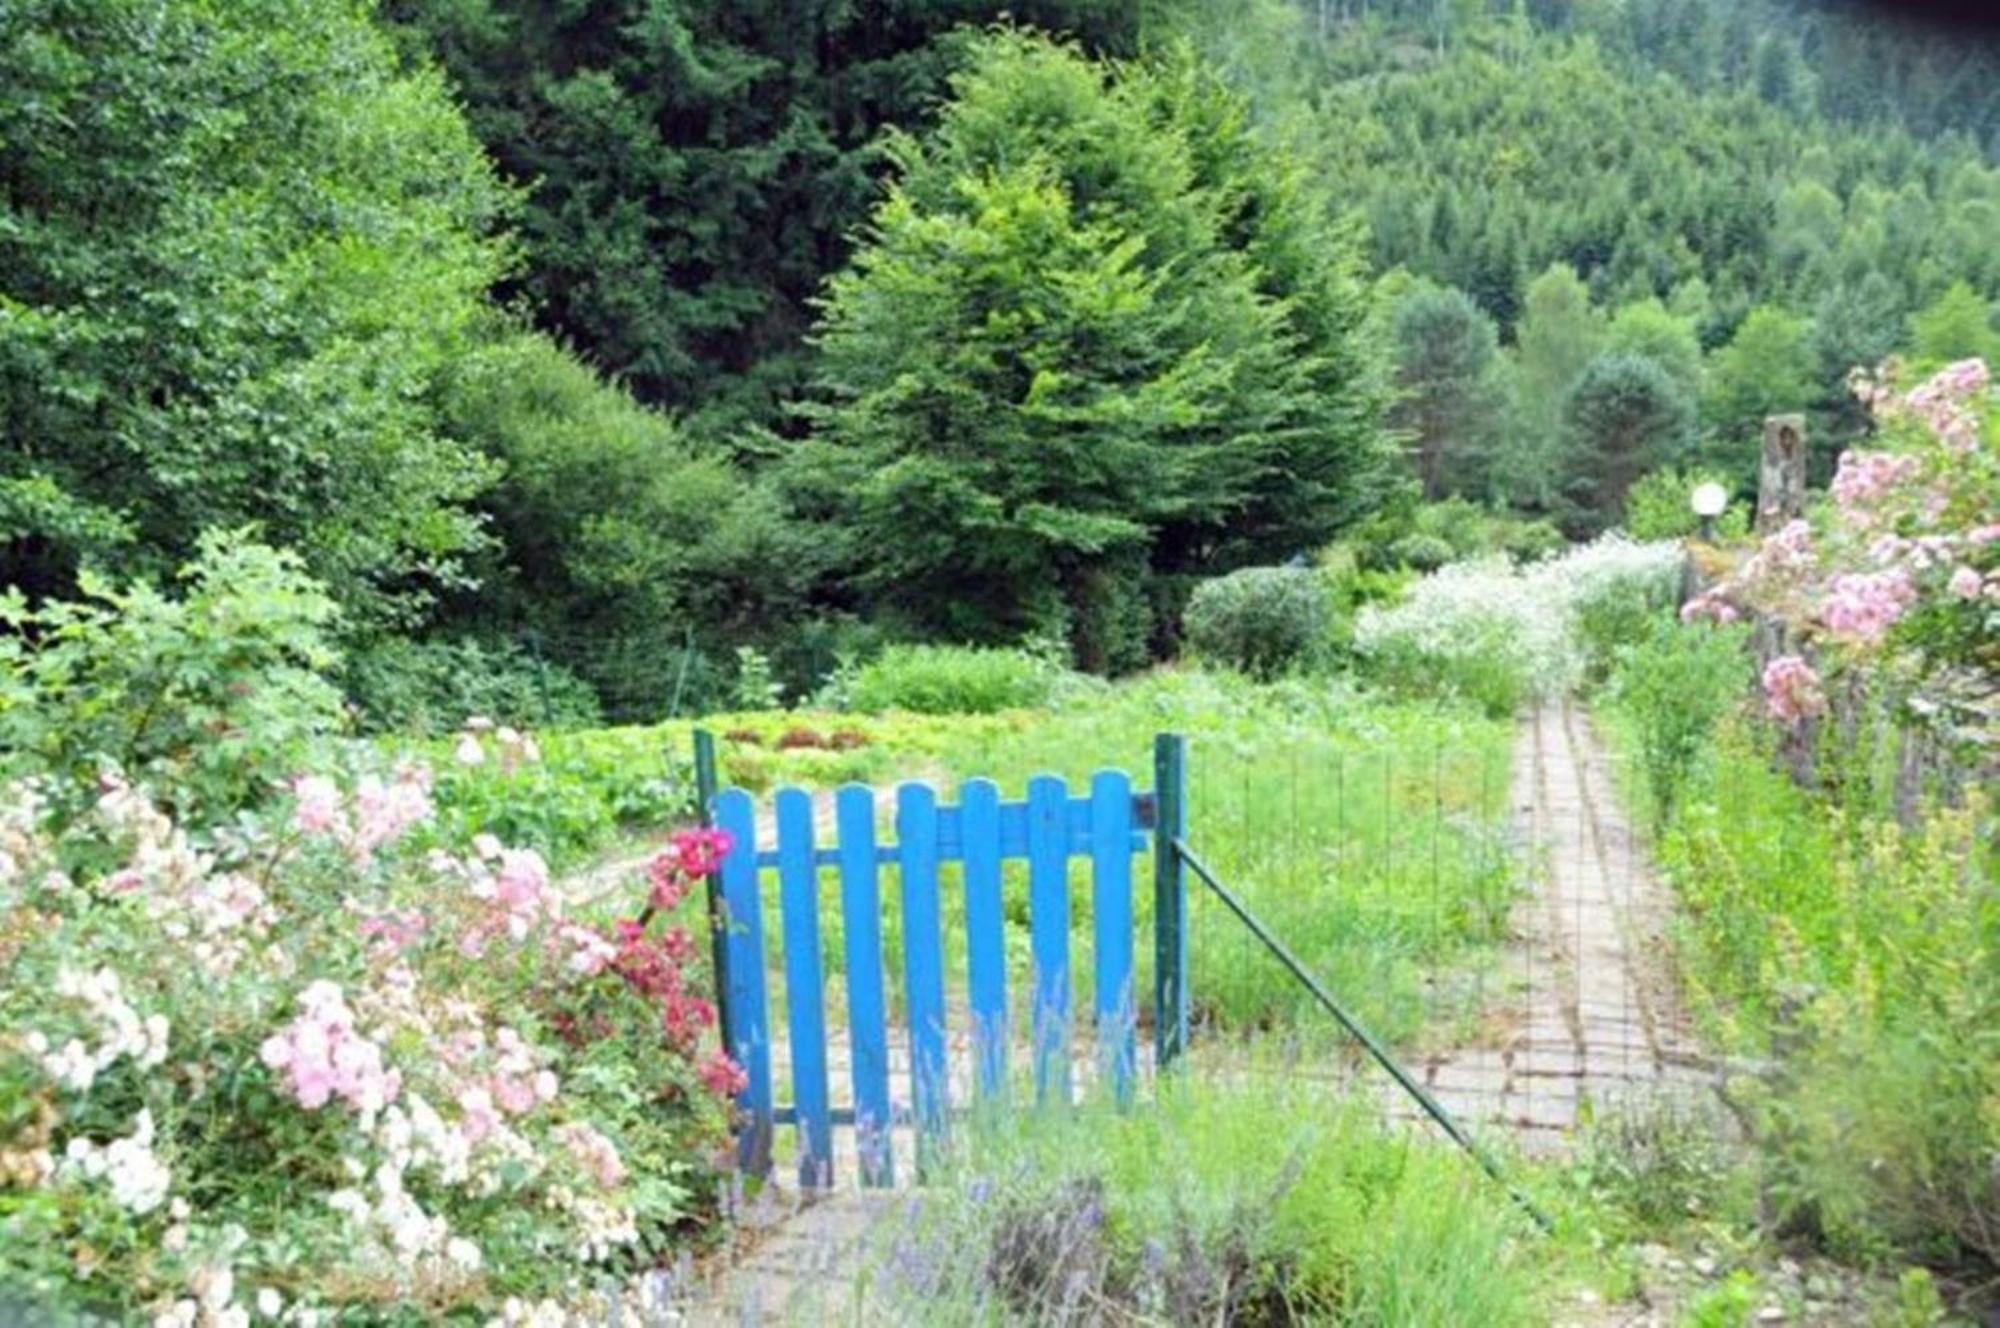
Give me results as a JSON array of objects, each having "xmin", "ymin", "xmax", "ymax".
[{"xmin": 1757, "ymin": 414, "xmax": 1808, "ymax": 532}]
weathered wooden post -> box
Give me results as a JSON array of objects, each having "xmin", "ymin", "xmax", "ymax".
[
  {"xmin": 1756, "ymin": 414, "xmax": 1808, "ymax": 533},
  {"xmin": 1756, "ymin": 414, "xmax": 1818, "ymax": 784}
]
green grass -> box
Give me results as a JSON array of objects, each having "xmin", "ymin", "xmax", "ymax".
[{"xmin": 904, "ymin": 669, "xmax": 1518, "ymax": 1047}]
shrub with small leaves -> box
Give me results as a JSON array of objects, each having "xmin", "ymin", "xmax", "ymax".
[
  {"xmin": 1181, "ymin": 567, "xmax": 1333, "ymax": 679},
  {"xmin": 0, "ymin": 530, "xmax": 345, "ymax": 826}
]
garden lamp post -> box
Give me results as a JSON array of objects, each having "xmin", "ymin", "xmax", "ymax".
[{"xmin": 1690, "ymin": 481, "xmax": 1728, "ymax": 543}]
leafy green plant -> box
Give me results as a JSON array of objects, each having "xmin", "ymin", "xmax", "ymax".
[
  {"xmin": 1181, "ymin": 565, "xmax": 1333, "ymax": 678},
  {"xmin": 730, "ymin": 646, "xmax": 783, "ymax": 711},
  {"xmin": 1614, "ymin": 709, "xmax": 1999, "ymax": 1280},
  {"xmin": 0, "ymin": 530, "xmax": 345, "ymax": 824},
  {"xmin": 807, "ymin": 650, "xmax": 865, "ymax": 711},
  {"xmin": 1574, "ymin": 1097, "xmax": 1745, "ymax": 1232},
  {"xmin": 1681, "ymin": 1270, "xmax": 1762, "ymax": 1328},
  {"xmin": 1605, "ymin": 618, "xmax": 1746, "ymax": 832},
  {"xmin": 413, "ymin": 725, "xmax": 694, "ymax": 872},
  {"xmin": 1388, "ymin": 532, "xmax": 1457, "ymax": 572},
  {"xmin": 842, "ymin": 1077, "xmax": 1548, "ymax": 1326},
  {"xmin": 848, "ymin": 644, "xmax": 1057, "ymax": 716}
]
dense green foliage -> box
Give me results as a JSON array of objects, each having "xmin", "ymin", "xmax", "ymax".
[
  {"xmin": 1563, "ymin": 351, "xmax": 1695, "ymax": 523},
  {"xmin": 430, "ymin": 335, "xmax": 817, "ymax": 719},
  {"xmin": 1602, "ymin": 695, "xmax": 1997, "ymax": 1280},
  {"xmin": 848, "ymin": 643, "xmax": 1065, "ymax": 716},
  {"xmin": 1302, "ymin": 1, "xmax": 2000, "ymax": 500},
  {"xmin": 1389, "ymin": 284, "xmax": 1503, "ymax": 499},
  {"xmin": 380, "ymin": 0, "xmax": 1141, "ymax": 439},
  {"xmin": 1604, "ymin": 618, "xmax": 1747, "ymax": 832},
  {"xmin": 795, "ymin": 34, "xmax": 1387, "ymax": 669},
  {"xmin": 12, "ymin": 0, "xmax": 1997, "ymax": 725},
  {"xmin": 1, "ymin": 0, "xmax": 513, "ymax": 625}
]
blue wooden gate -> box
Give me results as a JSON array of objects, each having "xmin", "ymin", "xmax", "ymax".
[{"xmin": 699, "ymin": 733, "xmax": 1190, "ymax": 1188}]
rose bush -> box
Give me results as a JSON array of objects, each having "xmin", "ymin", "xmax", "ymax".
[
  {"xmin": 0, "ymin": 750, "xmax": 742, "ymax": 1325},
  {"xmin": 1684, "ymin": 357, "xmax": 1998, "ymax": 750}
]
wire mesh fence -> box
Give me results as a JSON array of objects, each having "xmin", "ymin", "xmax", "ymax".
[{"xmin": 1177, "ymin": 701, "xmax": 1716, "ymax": 1159}]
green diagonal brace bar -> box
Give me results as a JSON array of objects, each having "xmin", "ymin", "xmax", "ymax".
[{"xmin": 1173, "ymin": 836, "xmax": 1552, "ymax": 1233}]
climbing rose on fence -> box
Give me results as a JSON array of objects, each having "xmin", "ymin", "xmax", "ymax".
[
  {"xmin": 0, "ymin": 755, "xmax": 740, "ymax": 1323},
  {"xmin": 1761, "ymin": 655, "xmax": 1829, "ymax": 724},
  {"xmin": 1690, "ymin": 358, "xmax": 1997, "ymax": 737}
]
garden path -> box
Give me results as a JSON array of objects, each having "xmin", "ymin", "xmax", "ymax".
[{"xmin": 1395, "ymin": 699, "xmax": 1717, "ymax": 1152}]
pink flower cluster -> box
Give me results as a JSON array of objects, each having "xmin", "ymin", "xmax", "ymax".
[
  {"xmin": 1762, "ymin": 655, "xmax": 1828, "ymax": 725},
  {"xmin": 646, "ymin": 828, "xmax": 732, "ymax": 912},
  {"xmin": 1740, "ymin": 519, "xmax": 1815, "ymax": 587},
  {"xmin": 450, "ymin": 1025, "xmax": 558, "ymax": 1143},
  {"xmin": 1868, "ymin": 533, "xmax": 1964, "ymax": 572},
  {"xmin": 1830, "ymin": 450, "xmax": 1919, "ymax": 514},
  {"xmin": 1821, "ymin": 569, "xmax": 1919, "ymax": 642},
  {"xmin": 1901, "ymin": 357, "xmax": 1989, "ymax": 454},
  {"xmin": 260, "ymin": 982, "xmax": 402, "ymax": 1115},
  {"xmin": 1693, "ymin": 359, "xmax": 1994, "ymax": 710},
  {"xmin": 697, "ymin": 1050, "xmax": 748, "ymax": 1098},
  {"xmin": 1680, "ymin": 587, "xmax": 1741, "ymax": 625},
  {"xmin": 291, "ymin": 767, "xmax": 434, "ymax": 864},
  {"xmin": 356, "ymin": 907, "xmax": 429, "ymax": 961},
  {"xmin": 609, "ymin": 921, "xmax": 715, "ymax": 1051},
  {"xmin": 556, "ymin": 1121, "xmax": 626, "ymax": 1189}
]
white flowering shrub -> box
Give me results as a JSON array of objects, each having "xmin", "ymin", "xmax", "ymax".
[
  {"xmin": 1354, "ymin": 534, "xmax": 1683, "ymax": 714},
  {"xmin": 0, "ymin": 749, "xmax": 743, "ymax": 1326}
]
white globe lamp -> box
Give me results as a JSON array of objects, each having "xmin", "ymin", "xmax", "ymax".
[{"xmin": 1690, "ymin": 481, "xmax": 1727, "ymax": 540}]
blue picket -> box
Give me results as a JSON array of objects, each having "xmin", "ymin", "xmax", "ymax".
[
  {"xmin": 714, "ymin": 788, "xmax": 772, "ymax": 1175},
  {"xmin": 774, "ymin": 788, "xmax": 831, "ymax": 1187},
  {"xmin": 896, "ymin": 783, "xmax": 950, "ymax": 1173},
  {"xmin": 960, "ymin": 778, "xmax": 1008, "ymax": 1102},
  {"xmin": 1026, "ymin": 773, "xmax": 1072, "ymax": 1106},
  {"xmin": 1091, "ymin": 769, "xmax": 1136, "ymax": 1104},
  {"xmin": 707, "ymin": 728, "xmax": 1183, "ymax": 1186},
  {"xmin": 835, "ymin": 785, "xmax": 895, "ymax": 1186}
]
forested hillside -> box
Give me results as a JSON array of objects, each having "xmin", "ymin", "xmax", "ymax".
[{"xmin": 1213, "ymin": 0, "xmax": 2000, "ymax": 518}]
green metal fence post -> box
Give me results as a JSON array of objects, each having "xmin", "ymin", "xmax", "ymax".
[
  {"xmin": 693, "ymin": 728, "xmax": 731, "ymax": 1053},
  {"xmin": 1153, "ymin": 732, "xmax": 1189, "ymax": 1070}
]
